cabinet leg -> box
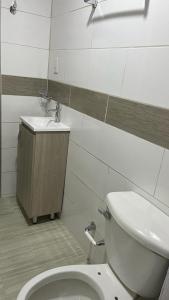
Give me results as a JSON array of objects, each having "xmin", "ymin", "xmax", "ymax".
[
  {"xmin": 50, "ymin": 213, "xmax": 55, "ymax": 220},
  {"xmin": 32, "ymin": 217, "xmax": 38, "ymax": 224}
]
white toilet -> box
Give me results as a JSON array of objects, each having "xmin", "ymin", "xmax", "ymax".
[{"xmin": 17, "ymin": 191, "xmax": 169, "ymax": 300}]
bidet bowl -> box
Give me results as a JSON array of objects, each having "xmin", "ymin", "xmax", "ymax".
[
  {"xmin": 17, "ymin": 264, "xmax": 134, "ymax": 300},
  {"xmin": 17, "ymin": 267, "xmax": 103, "ymax": 300}
]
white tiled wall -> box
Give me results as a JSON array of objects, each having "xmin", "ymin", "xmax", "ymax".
[
  {"xmin": 1, "ymin": 0, "xmax": 52, "ymax": 196},
  {"xmin": 49, "ymin": 0, "xmax": 169, "ymax": 108},
  {"xmin": 1, "ymin": 96, "xmax": 46, "ymax": 196},
  {"xmin": 60, "ymin": 105, "xmax": 166, "ymax": 257},
  {"xmin": 49, "ymin": 0, "xmax": 169, "ymax": 258},
  {"xmin": 2, "ymin": 43, "xmax": 49, "ymax": 78}
]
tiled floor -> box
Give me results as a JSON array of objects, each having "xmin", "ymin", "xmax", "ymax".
[
  {"xmin": 0, "ymin": 197, "xmax": 153, "ymax": 300},
  {"xmin": 0, "ymin": 197, "xmax": 86, "ymax": 300}
]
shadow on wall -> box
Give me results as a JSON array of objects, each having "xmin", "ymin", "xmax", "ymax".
[{"xmin": 87, "ymin": 0, "xmax": 150, "ymax": 26}]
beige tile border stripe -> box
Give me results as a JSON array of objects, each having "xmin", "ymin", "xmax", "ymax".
[
  {"xmin": 2, "ymin": 75, "xmax": 169, "ymax": 149},
  {"xmin": 48, "ymin": 80, "xmax": 169, "ymax": 149},
  {"xmin": 106, "ymin": 96, "xmax": 169, "ymax": 149},
  {"xmin": 2, "ymin": 75, "xmax": 47, "ymax": 97}
]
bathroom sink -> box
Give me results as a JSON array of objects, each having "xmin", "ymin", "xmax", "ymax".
[{"xmin": 20, "ymin": 116, "xmax": 70, "ymax": 132}]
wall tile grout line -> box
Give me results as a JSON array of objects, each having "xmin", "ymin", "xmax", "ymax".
[
  {"xmin": 120, "ymin": 49, "xmax": 129, "ymax": 96},
  {"xmin": 47, "ymin": 1, "xmax": 53, "ymax": 87},
  {"xmin": 49, "ymin": 45, "xmax": 169, "ymax": 51},
  {"xmin": 104, "ymin": 95, "xmax": 109, "ymax": 122},
  {"xmin": 2, "ymin": 6, "xmax": 51, "ymax": 19},
  {"xmin": 68, "ymin": 168, "xmax": 105, "ymax": 204},
  {"xmin": 69, "ymin": 86, "xmax": 72, "ymax": 107},
  {"xmin": 153, "ymin": 149, "xmax": 166, "ymax": 198},
  {"xmin": 2, "ymin": 41, "xmax": 49, "ymax": 52},
  {"xmin": 51, "ymin": 5, "xmax": 95, "ymax": 18}
]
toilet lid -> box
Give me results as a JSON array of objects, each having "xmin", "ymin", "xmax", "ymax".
[{"xmin": 106, "ymin": 191, "xmax": 169, "ymax": 259}]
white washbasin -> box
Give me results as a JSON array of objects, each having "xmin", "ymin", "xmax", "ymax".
[{"xmin": 20, "ymin": 116, "xmax": 70, "ymax": 132}]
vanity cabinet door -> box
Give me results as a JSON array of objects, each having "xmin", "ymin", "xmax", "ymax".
[
  {"xmin": 17, "ymin": 123, "xmax": 69, "ymax": 221},
  {"xmin": 31, "ymin": 132, "xmax": 69, "ymax": 217},
  {"xmin": 17, "ymin": 124, "xmax": 35, "ymax": 217}
]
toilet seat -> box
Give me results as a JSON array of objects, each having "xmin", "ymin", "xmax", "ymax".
[{"xmin": 17, "ymin": 264, "xmax": 134, "ymax": 300}]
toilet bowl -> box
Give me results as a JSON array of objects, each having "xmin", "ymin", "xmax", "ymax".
[
  {"xmin": 17, "ymin": 264, "xmax": 134, "ymax": 300},
  {"xmin": 17, "ymin": 192, "xmax": 169, "ymax": 300}
]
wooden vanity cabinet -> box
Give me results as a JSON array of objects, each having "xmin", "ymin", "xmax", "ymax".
[{"xmin": 17, "ymin": 124, "xmax": 69, "ymax": 222}]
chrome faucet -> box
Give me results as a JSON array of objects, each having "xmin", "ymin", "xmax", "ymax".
[
  {"xmin": 39, "ymin": 90, "xmax": 62, "ymax": 123},
  {"xmin": 47, "ymin": 102, "xmax": 62, "ymax": 123}
]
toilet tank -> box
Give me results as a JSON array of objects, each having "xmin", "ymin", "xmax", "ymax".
[{"xmin": 105, "ymin": 192, "xmax": 169, "ymax": 299}]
